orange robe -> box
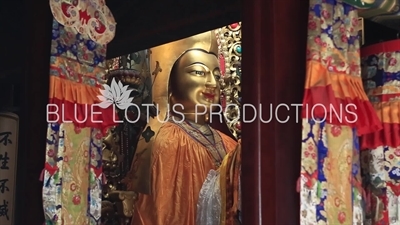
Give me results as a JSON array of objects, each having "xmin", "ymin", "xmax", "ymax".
[
  {"xmin": 220, "ymin": 139, "xmax": 241, "ymax": 225},
  {"xmin": 132, "ymin": 121, "xmax": 237, "ymax": 225}
]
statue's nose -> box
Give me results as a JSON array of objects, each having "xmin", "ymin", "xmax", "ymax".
[{"xmin": 205, "ymin": 72, "xmax": 217, "ymax": 88}]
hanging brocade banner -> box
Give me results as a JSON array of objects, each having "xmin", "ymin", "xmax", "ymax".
[
  {"xmin": 0, "ymin": 112, "xmax": 19, "ymax": 225},
  {"xmin": 360, "ymin": 40, "xmax": 400, "ymax": 150},
  {"xmin": 42, "ymin": 19, "xmax": 115, "ymax": 225},
  {"xmin": 300, "ymin": 1, "xmax": 382, "ymax": 224},
  {"xmin": 360, "ymin": 40, "xmax": 400, "ymax": 224},
  {"xmin": 47, "ymin": 20, "xmax": 116, "ymax": 132},
  {"xmin": 49, "ymin": 0, "xmax": 116, "ymax": 45}
]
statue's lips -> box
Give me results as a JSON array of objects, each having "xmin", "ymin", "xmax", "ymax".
[{"xmin": 202, "ymin": 92, "xmax": 215, "ymax": 99}]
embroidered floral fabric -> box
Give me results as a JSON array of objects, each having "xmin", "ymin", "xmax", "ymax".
[
  {"xmin": 47, "ymin": 55, "xmax": 116, "ymax": 132},
  {"xmin": 361, "ymin": 44, "xmax": 400, "ymax": 149},
  {"xmin": 303, "ymin": 0, "xmax": 381, "ymax": 135},
  {"xmin": 51, "ymin": 20, "xmax": 107, "ymax": 67},
  {"xmin": 361, "ymin": 146, "xmax": 400, "ymax": 224},
  {"xmin": 47, "ymin": 20, "xmax": 116, "ymax": 132},
  {"xmin": 43, "ymin": 124, "xmax": 103, "ymax": 225},
  {"xmin": 360, "ymin": 42, "xmax": 400, "ymax": 224},
  {"xmin": 49, "ymin": 0, "xmax": 116, "ymax": 45},
  {"xmin": 300, "ymin": 119, "xmax": 364, "ymax": 224},
  {"xmin": 42, "ymin": 19, "xmax": 109, "ymax": 225}
]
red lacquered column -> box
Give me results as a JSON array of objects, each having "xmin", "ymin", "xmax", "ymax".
[
  {"xmin": 241, "ymin": 0, "xmax": 309, "ymax": 224},
  {"xmin": 17, "ymin": 0, "xmax": 52, "ymax": 224}
]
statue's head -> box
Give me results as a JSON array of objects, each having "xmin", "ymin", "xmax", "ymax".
[
  {"xmin": 169, "ymin": 47, "xmax": 221, "ymax": 116},
  {"xmin": 150, "ymin": 31, "xmax": 220, "ymax": 123},
  {"xmin": 126, "ymin": 31, "xmax": 221, "ymax": 194}
]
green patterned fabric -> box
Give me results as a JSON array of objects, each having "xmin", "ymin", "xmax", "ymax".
[{"xmin": 343, "ymin": 0, "xmax": 374, "ymax": 8}]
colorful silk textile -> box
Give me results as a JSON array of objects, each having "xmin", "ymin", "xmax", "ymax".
[
  {"xmin": 49, "ymin": 0, "xmax": 116, "ymax": 45},
  {"xmin": 303, "ymin": 0, "xmax": 381, "ymax": 135},
  {"xmin": 50, "ymin": 19, "xmax": 107, "ymax": 67},
  {"xmin": 360, "ymin": 41, "xmax": 400, "ymax": 224},
  {"xmin": 360, "ymin": 42, "xmax": 400, "ymax": 149},
  {"xmin": 342, "ymin": 0, "xmax": 374, "ymax": 9},
  {"xmin": 47, "ymin": 55, "xmax": 116, "ymax": 132},
  {"xmin": 43, "ymin": 123, "xmax": 103, "ymax": 224},
  {"xmin": 43, "ymin": 20, "xmax": 114, "ymax": 225},
  {"xmin": 47, "ymin": 20, "xmax": 115, "ymax": 133},
  {"xmin": 300, "ymin": 0, "xmax": 382, "ymax": 224},
  {"xmin": 300, "ymin": 120, "xmax": 364, "ymax": 224}
]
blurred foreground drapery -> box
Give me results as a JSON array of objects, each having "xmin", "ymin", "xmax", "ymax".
[
  {"xmin": 42, "ymin": 19, "xmax": 116, "ymax": 225},
  {"xmin": 360, "ymin": 40, "xmax": 400, "ymax": 224},
  {"xmin": 299, "ymin": 0, "xmax": 382, "ymax": 224}
]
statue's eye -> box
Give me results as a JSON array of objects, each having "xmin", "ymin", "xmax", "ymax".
[{"xmin": 190, "ymin": 71, "xmax": 206, "ymax": 76}]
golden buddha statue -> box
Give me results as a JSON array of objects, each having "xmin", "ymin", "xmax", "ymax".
[
  {"xmin": 101, "ymin": 50, "xmax": 153, "ymax": 224},
  {"xmin": 122, "ymin": 31, "xmax": 241, "ymax": 225}
]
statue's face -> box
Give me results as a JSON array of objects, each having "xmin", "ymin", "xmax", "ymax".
[{"xmin": 170, "ymin": 49, "xmax": 221, "ymax": 113}]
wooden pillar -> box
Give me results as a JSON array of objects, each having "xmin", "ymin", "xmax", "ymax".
[
  {"xmin": 16, "ymin": 0, "xmax": 52, "ymax": 224},
  {"xmin": 241, "ymin": 0, "xmax": 308, "ymax": 224}
]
